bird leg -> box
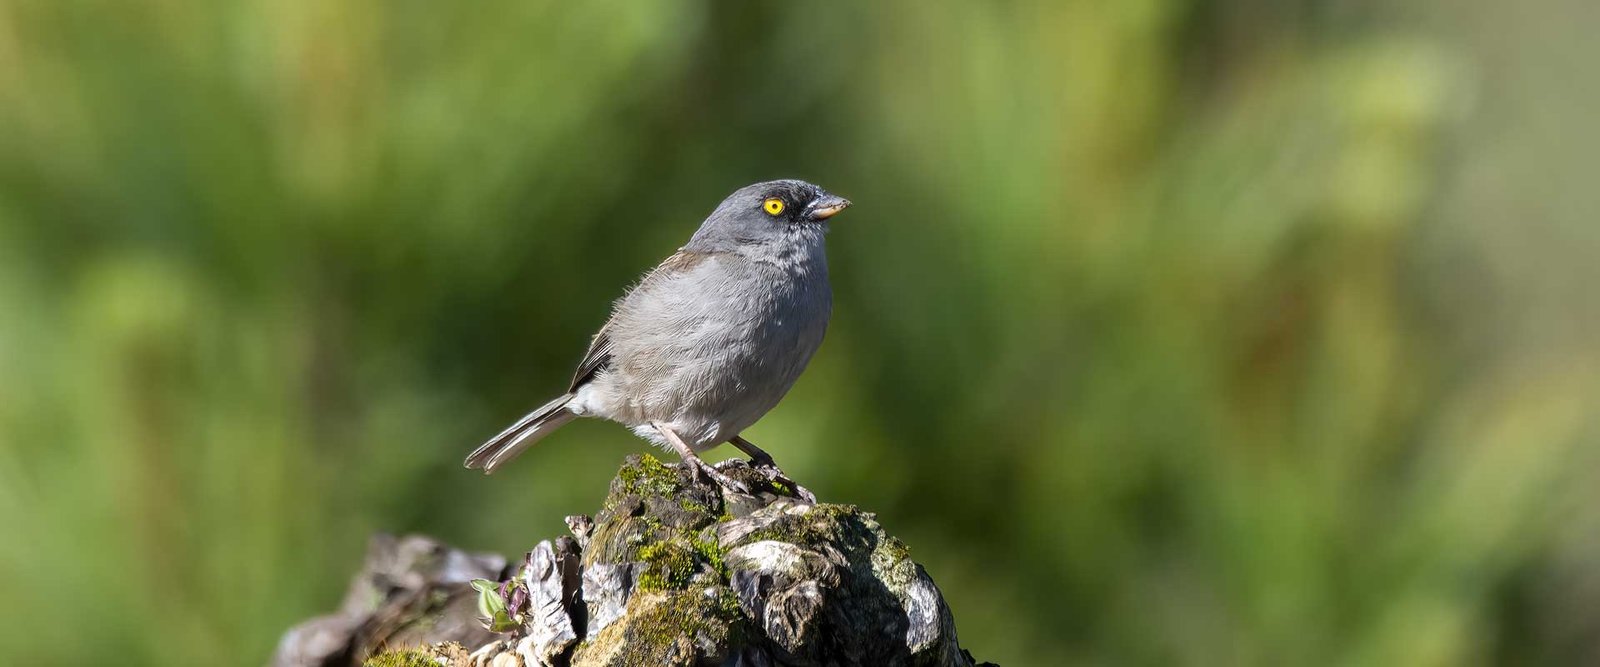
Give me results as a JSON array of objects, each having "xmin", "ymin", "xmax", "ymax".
[
  {"xmin": 729, "ymin": 435, "xmax": 778, "ymax": 468},
  {"xmin": 653, "ymin": 422, "xmax": 752, "ymax": 495},
  {"xmin": 729, "ymin": 435, "xmax": 816, "ymax": 503}
]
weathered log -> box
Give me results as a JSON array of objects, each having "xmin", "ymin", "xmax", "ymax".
[{"xmin": 272, "ymin": 454, "xmax": 994, "ymax": 667}]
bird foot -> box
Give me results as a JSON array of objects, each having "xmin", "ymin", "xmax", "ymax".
[
  {"xmin": 726, "ymin": 435, "xmax": 815, "ymax": 502},
  {"xmin": 687, "ymin": 457, "xmax": 753, "ymax": 496},
  {"xmin": 654, "ymin": 422, "xmax": 755, "ymax": 496},
  {"xmin": 748, "ymin": 462, "xmax": 816, "ymax": 503}
]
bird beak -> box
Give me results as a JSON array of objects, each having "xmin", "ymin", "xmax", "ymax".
[{"xmin": 808, "ymin": 196, "xmax": 851, "ymax": 221}]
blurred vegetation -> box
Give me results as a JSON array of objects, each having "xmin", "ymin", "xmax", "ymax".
[{"xmin": 1, "ymin": 0, "xmax": 1597, "ymax": 665}]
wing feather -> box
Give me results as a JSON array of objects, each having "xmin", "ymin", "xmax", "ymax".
[
  {"xmin": 568, "ymin": 329, "xmax": 614, "ymax": 391},
  {"xmin": 566, "ymin": 249, "xmax": 715, "ymax": 392}
]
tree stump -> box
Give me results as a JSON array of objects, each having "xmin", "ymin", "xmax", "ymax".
[{"xmin": 272, "ymin": 454, "xmax": 994, "ymax": 667}]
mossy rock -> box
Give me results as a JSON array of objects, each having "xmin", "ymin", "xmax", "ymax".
[
  {"xmin": 279, "ymin": 455, "xmax": 991, "ymax": 667},
  {"xmin": 585, "ymin": 455, "xmax": 725, "ymax": 567}
]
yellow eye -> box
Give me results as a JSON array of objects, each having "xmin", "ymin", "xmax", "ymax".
[{"xmin": 762, "ymin": 198, "xmax": 785, "ymax": 216}]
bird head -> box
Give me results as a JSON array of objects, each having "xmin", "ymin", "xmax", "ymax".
[{"xmin": 687, "ymin": 180, "xmax": 850, "ymax": 250}]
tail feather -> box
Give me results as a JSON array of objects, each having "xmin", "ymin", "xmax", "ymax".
[{"xmin": 464, "ymin": 393, "xmax": 576, "ymax": 473}]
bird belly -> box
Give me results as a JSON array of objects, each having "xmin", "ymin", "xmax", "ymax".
[{"xmin": 577, "ymin": 262, "xmax": 829, "ymax": 452}]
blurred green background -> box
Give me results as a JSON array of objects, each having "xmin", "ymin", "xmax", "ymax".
[{"xmin": 2, "ymin": 0, "xmax": 1598, "ymax": 664}]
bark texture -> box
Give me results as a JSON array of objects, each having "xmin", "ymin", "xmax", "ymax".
[{"xmin": 273, "ymin": 454, "xmax": 994, "ymax": 667}]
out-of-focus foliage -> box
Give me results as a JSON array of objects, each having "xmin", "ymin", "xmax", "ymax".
[{"xmin": 1, "ymin": 0, "xmax": 1596, "ymax": 664}]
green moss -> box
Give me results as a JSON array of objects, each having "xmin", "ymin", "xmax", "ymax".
[
  {"xmin": 617, "ymin": 454, "xmax": 680, "ymax": 499},
  {"xmin": 632, "ymin": 507, "xmax": 732, "ymax": 592},
  {"xmin": 677, "ymin": 495, "xmax": 711, "ymax": 514},
  {"xmin": 810, "ymin": 503, "xmax": 856, "ymax": 522},
  {"xmin": 871, "ymin": 534, "xmax": 919, "ymax": 591},
  {"xmin": 740, "ymin": 503, "xmax": 861, "ymax": 546},
  {"xmin": 881, "ymin": 536, "xmax": 912, "ymax": 563},
  {"xmin": 716, "ymin": 587, "xmax": 743, "ymax": 621},
  {"xmin": 637, "ymin": 541, "xmax": 697, "ymax": 591},
  {"xmin": 691, "ymin": 533, "xmax": 726, "ymax": 577},
  {"xmin": 632, "ymin": 515, "xmax": 665, "ymax": 543},
  {"xmin": 625, "ymin": 590, "xmax": 744, "ymax": 660},
  {"xmin": 363, "ymin": 647, "xmax": 439, "ymax": 667}
]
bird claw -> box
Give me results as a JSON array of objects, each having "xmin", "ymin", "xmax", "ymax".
[
  {"xmin": 689, "ymin": 458, "xmax": 753, "ymax": 495},
  {"xmin": 790, "ymin": 481, "xmax": 818, "ymax": 504},
  {"xmin": 748, "ymin": 462, "xmax": 816, "ymax": 503}
]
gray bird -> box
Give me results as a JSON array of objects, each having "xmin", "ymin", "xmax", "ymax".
[{"xmin": 464, "ymin": 179, "xmax": 849, "ymax": 495}]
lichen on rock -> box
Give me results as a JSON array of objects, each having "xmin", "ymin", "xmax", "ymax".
[
  {"xmin": 283, "ymin": 454, "xmax": 994, "ymax": 667},
  {"xmin": 362, "ymin": 643, "xmax": 470, "ymax": 667}
]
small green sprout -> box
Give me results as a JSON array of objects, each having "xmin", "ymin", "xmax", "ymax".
[{"xmin": 470, "ymin": 578, "xmax": 523, "ymax": 633}]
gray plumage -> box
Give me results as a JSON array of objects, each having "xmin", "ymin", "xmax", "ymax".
[{"xmin": 465, "ymin": 180, "xmax": 849, "ymax": 476}]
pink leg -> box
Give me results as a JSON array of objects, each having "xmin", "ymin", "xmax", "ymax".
[{"xmin": 653, "ymin": 422, "xmax": 752, "ymax": 495}]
